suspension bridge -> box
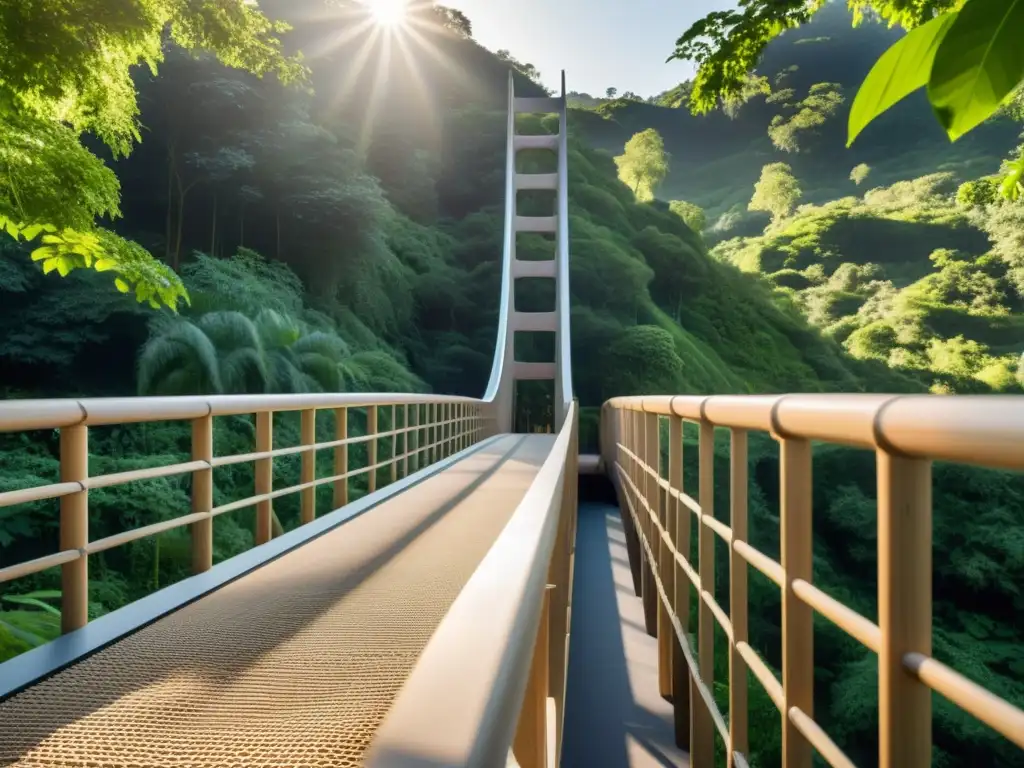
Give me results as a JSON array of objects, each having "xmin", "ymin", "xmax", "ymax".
[{"xmin": 0, "ymin": 73, "xmax": 1022, "ymax": 768}]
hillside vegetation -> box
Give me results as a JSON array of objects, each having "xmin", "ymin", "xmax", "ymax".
[
  {"xmin": 572, "ymin": 2, "xmax": 1019, "ymax": 222},
  {"xmin": 0, "ymin": 2, "xmax": 1021, "ymax": 767}
]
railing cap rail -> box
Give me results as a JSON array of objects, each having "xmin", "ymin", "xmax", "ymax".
[
  {"xmin": 0, "ymin": 393, "xmax": 485, "ymax": 431},
  {"xmin": 605, "ymin": 394, "xmax": 1024, "ymax": 470}
]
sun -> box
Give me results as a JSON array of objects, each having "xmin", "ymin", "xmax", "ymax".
[{"xmin": 366, "ymin": 0, "xmax": 408, "ymax": 27}]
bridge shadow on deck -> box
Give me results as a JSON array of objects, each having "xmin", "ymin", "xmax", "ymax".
[
  {"xmin": 562, "ymin": 475, "xmax": 689, "ymax": 768},
  {"xmin": 0, "ymin": 435, "xmax": 544, "ymax": 763}
]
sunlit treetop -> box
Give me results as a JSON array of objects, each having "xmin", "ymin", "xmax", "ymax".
[{"xmin": 0, "ymin": 0, "xmax": 307, "ymax": 157}]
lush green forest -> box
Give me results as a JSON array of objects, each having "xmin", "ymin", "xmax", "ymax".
[{"xmin": 0, "ymin": 1, "xmax": 1022, "ymax": 767}]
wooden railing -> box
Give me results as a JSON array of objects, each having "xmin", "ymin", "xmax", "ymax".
[
  {"xmin": 367, "ymin": 401, "xmax": 578, "ymax": 768},
  {"xmin": 601, "ymin": 394, "xmax": 1024, "ymax": 768},
  {"xmin": 0, "ymin": 394, "xmax": 488, "ymax": 633}
]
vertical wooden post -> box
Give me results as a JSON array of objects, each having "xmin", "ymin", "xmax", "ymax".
[
  {"xmin": 454, "ymin": 403, "xmax": 460, "ymax": 452},
  {"xmin": 622, "ymin": 408, "xmax": 643, "ymax": 598},
  {"xmin": 427, "ymin": 403, "xmax": 435, "ymax": 465},
  {"xmin": 691, "ymin": 419, "xmax": 715, "ymax": 767},
  {"xmin": 334, "ymin": 407, "xmax": 348, "ymax": 509},
  {"xmin": 191, "ymin": 414, "xmax": 214, "ymax": 574},
  {"xmin": 729, "ymin": 429, "xmax": 750, "ymax": 768},
  {"xmin": 640, "ymin": 412, "xmax": 657, "ymax": 636},
  {"xmin": 781, "ymin": 437, "xmax": 813, "ymax": 768},
  {"xmin": 514, "ymin": 587, "xmax": 551, "ymax": 768},
  {"xmin": 878, "ymin": 452, "xmax": 932, "ymax": 768},
  {"xmin": 300, "ymin": 408, "xmax": 316, "ymax": 525},
  {"xmin": 409, "ymin": 404, "xmax": 420, "ymax": 473},
  {"xmin": 60, "ymin": 424, "xmax": 88, "ymax": 634},
  {"xmin": 642, "ymin": 410, "xmax": 666, "ymax": 675},
  {"xmin": 255, "ymin": 411, "xmax": 273, "ymax": 545},
  {"xmin": 390, "ymin": 405, "xmax": 398, "ymax": 484},
  {"xmin": 402, "ymin": 404, "xmax": 410, "ymax": 479},
  {"xmin": 367, "ymin": 405, "xmax": 378, "ymax": 493},
  {"xmin": 669, "ymin": 414, "xmax": 691, "ymax": 747},
  {"xmin": 443, "ymin": 403, "xmax": 450, "ymax": 458},
  {"xmin": 547, "ymin": 500, "xmax": 570, "ymax": 759}
]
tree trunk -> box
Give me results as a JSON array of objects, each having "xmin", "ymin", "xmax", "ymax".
[
  {"xmin": 174, "ymin": 186, "xmax": 186, "ymax": 271},
  {"xmin": 239, "ymin": 207, "xmax": 245, "ymax": 248},
  {"xmin": 210, "ymin": 193, "xmax": 218, "ymax": 256},
  {"xmin": 173, "ymin": 178, "xmax": 197, "ymax": 272},
  {"xmin": 275, "ymin": 206, "xmax": 282, "ymax": 259},
  {"xmin": 165, "ymin": 150, "xmax": 176, "ymax": 264}
]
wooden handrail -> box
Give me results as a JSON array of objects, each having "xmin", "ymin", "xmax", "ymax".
[
  {"xmin": 602, "ymin": 395, "xmax": 1024, "ymax": 768},
  {"xmin": 366, "ymin": 402, "xmax": 578, "ymax": 768},
  {"xmin": 608, "ymin": 393, "xmax": 1024, "ymax": 469},
  {"xmin": 0, "ymin": 394, "xmax": 490, "ymax": 632}
]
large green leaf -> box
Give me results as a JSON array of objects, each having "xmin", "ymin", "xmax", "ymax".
[
  {"xmin": 2, "ymin": 594, "xmax": 61, "ymax": 615},
  {"xmin": 847, "ymin": 12, "xmax": 959, "ymax": 146},
  {"xmin": 928, "ymin": 0, "xmax": 1024, "ymax": 140}
]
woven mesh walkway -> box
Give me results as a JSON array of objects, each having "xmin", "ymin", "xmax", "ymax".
[{"xmin": 0, "ymin": 434, "xmax": 555, "ymax": 767}]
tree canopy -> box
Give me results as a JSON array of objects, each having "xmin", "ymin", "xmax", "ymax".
[
  {"xmin": 669, "ymin": 200, "xmax": 708, "ymax": 233},
  {"xmin": 850, "ymin": 163, "xmax": 872, "ymax": 185},
  {"xmin": 614, "ymin": 129, "xmax": 670, "ymax": 202},
  {"xmin": 749, "ymin": 162, "xmax": 802, "ymax": 221},
  {"xmin": 0, "ymin": 0, "xmax": 305, "ymax": 309}
]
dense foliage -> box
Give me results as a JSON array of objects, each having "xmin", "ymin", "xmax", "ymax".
[
  {"xmin": 0, "ymin": 2, "xmax": 1021, "ymax": 767},
  {"xmin": 672, "ymin": 0, "xmax": 1024, "ymax": 195},
  {"xmin": 0, "ymin": 0, "xmax": 304, "ymax": 309},
  {"xmin": 573, "ymin": 3, "xmax": 1021, "ymax": 224}
]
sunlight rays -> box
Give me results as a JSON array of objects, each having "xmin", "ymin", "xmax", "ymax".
[{"xmin": 298, "ymin": 1, "xmax": 481, "ymax": 157}]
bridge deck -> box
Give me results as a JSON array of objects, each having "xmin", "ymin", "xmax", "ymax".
[{"xmin": 0, "ymin": 434, "xmax": 554, "ymax": 768}]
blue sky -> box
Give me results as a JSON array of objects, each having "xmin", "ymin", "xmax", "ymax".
[{"xmin": 447, "ymin": 0, "xmax": 736, "ymax": 98}]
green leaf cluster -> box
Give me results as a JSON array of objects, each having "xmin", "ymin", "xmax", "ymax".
[
  {"xmin": 0, "ymin": 0, "xmax": 305, "ymax": 309},
  {"xmin": 668, "ymin": 200, "xmax": 708, "ymax": 233},
  {"xmin": 769, "ymin": 82, "xmax": 845, "ymax": 153}
]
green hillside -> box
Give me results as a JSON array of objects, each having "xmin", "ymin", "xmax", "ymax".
[
  {"xmin": 0, "ymin": 3, "xmax": 1022, "ymax": 767},
  {"xmin": 572, "ymin": 2, "xmax": 1020, "ymax": 222}
]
